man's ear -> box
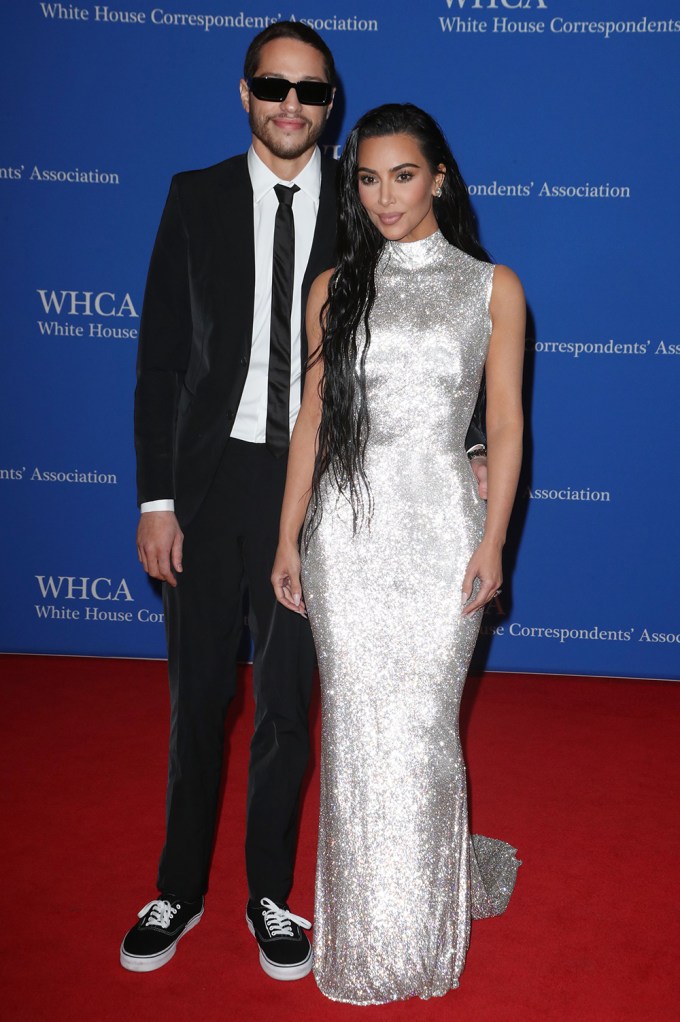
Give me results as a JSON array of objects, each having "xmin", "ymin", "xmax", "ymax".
[{"xmin": 239, "ymin": 79, "xmax": 250, "ymax": 114}]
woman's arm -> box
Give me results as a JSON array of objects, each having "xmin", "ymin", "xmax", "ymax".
[
  {"xmin": 271, "ymin": 269, "xmax": 332, "ymax": 615},
  {"xmin": 462, "ymin": 264, "xmax": 525, "ymax": 616}
]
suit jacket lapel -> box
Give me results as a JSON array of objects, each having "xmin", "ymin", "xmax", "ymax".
[
  {"xmin": 210, "ymin": 153, "xmax": 336, "ymax": 391},
  {"xmin": 303, "ymin": 158, "xmax": 337, "ymax": 297},
  {"xmin": 217, "ymin": 156, "xmax": 255, "ymax": 351}
]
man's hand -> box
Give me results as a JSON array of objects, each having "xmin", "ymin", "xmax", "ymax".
[
  {"xmin": 136, "ymin": 511, "xmax": 184, "ymax": 587},
  {"xmin": 470, "ymin": 455, "xmax": 488, "ymax": 500}
]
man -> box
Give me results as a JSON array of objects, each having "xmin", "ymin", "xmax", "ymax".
[{"xmin": 122, "ymin": 21, "xmax": 487, "ymax": 979}]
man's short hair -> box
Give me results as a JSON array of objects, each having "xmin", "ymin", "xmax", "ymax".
[{"xmin": 243, "ymin": 21, "xmax": 336, "ymax": 86}]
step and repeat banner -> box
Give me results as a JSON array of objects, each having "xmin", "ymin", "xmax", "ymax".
[{"xmin": 1, "ymin": 1, "xmax": 678, "ymax": 678}]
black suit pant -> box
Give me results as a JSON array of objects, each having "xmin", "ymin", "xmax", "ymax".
[{"xmin": 158, "ymin": 438, "xmax": 316, "ymax": 903}]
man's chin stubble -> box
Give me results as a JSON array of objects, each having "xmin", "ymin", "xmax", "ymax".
[{"xmin": 250, "ymin": 114, "xmax": 323, "ymax": 161}]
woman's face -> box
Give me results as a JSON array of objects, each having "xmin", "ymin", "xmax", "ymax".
[{"xmin": 356, "ymin": 133, "xmax": 444, "ymax": 244}]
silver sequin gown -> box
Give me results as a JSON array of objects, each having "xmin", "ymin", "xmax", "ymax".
[{"xmin": 302, "ymin": 231, "xmax": 520, "ymax": 1005}]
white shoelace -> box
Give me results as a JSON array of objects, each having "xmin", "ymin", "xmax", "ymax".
[
  {"xmin": 260, "ymin": 897, "xmax": 312, "ymax": 938},
  {"xmin": 137, "ymin": 899, "xmax": 178, "ymax": 929}
]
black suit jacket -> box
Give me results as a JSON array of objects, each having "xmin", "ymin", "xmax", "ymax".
[{"xmin": 134, "ymin": 153, "xmax": 338, "ymax": 527}]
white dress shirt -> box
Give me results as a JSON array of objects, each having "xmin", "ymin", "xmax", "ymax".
[{"xmin": 141, "ymin": 146, "xmax": 322, "ymax": 513}]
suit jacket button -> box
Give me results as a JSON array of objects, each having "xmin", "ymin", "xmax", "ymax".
[
  {"xmin": 240, "ymin": 356, "xmax": 248, "ymax": 367},
  {"xmin": 227, "ymin": 409, "xmax": 234, "ymax": 419}
]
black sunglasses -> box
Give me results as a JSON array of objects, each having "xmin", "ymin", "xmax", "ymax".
[{"xmin": 247, "ymin": 76, "xmax": 333, "ymax": 107}]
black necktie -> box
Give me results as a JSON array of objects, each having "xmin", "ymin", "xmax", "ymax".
[{"xmin": 267, "ymin": 183, "xmax": 300, "ymax": 457}]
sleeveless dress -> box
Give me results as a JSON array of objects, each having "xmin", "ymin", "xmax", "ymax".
[{"xmin": 301, "ymin": 231, "xmax": 520, "ymax": 1005}]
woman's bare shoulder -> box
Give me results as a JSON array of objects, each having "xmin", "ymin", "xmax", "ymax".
[
  {"xmin": 306, "ymin": 268, "xmax": 335, "ymax": 342},
  {"xmin": 309, "ymin": 267, "xmax": 335, "ymax": 305},
  {"xmin": 491, "ymin": 264, "xmax": 524, "ymax": 303}
]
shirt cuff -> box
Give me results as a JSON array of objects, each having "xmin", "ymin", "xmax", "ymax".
[
  {"xmin": 466, "ymin": 444, "xmax": 486, "ymax": 457},
  {"xmin": 140, "ymin": 499, "xmax": 175, "ymax": 513}
]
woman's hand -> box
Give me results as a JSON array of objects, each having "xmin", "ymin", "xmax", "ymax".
[
  {"xmin": 271, "ymin": 541, "xmax": 307, "ymax": 616},
  {"xmin": 461, "ymin": 540, "xmax": 503, "ymax": 617}
]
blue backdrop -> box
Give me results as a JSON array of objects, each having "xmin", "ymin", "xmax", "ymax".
[{"xmin": 1, "ymin": 0, "xmax": 679, "ymax": 679}]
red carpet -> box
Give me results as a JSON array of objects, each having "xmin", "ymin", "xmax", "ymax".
[{"xmin": 1, "ymin": 655, "xmax": 678, "ymax": 1021}]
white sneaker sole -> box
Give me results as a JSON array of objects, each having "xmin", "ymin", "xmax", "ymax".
[
  {"xmin": 120, "ymin": 907, "xmax": 204, "ymax": 973},
  {"xmin": 246, "ymin": 913, "xmax": 313, "ymax": 981}
]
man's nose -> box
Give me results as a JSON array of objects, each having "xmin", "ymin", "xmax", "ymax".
[{"xmin": 281, "ymin": 85, "xmax": 302, "ymax": 111}]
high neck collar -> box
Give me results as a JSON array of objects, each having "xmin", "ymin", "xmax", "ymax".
[{"xmin": 383, "ymin": 230, "xmax": 449, "ymax": 269}]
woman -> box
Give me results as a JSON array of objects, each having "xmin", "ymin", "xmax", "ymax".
[{"xmin": 272, "ymin": 104, "xmax": 524, "ymax": 1004}]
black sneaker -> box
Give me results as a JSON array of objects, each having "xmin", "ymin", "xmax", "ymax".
[
  {"xmin": 246, "ymin": 897, "xmax": 312, "ymax": 980},
  {"xmin": 120, "ymin": 896, "xmax": 204, "ymax": 972}
]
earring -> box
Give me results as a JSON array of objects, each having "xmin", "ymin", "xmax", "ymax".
[{"xmin": 434, "ymin": 186, "xmax": 443, "ymax": 198}]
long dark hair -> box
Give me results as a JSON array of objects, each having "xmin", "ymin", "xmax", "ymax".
[{"xmin": 306, "ymin": 103, "xmax": 489, "ymax": 544}]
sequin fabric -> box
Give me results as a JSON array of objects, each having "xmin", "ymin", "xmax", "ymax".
[{"xmin": 302, "ymin": 231, "xmax": 520, "ymax": 1005}]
